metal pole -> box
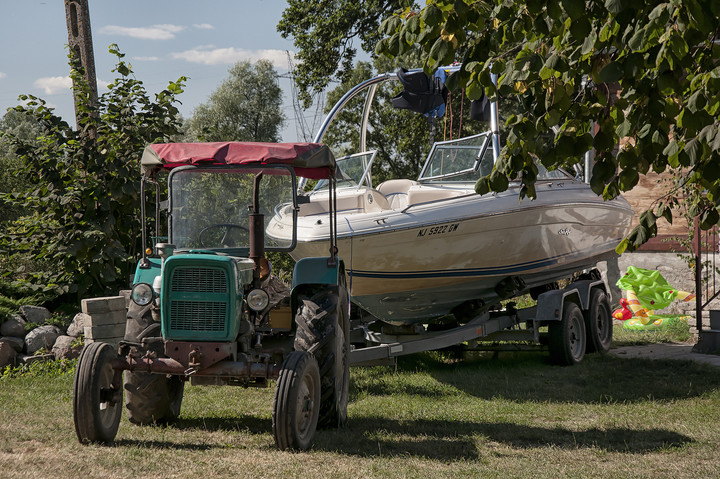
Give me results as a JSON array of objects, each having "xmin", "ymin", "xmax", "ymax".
[{"xmin": 695, "ymin": 216, "xmax": 702, "ymax": 332}]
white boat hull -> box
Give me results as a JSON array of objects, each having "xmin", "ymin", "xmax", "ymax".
[{"xmin": 269, "ymin": 180, "xmax": 633, "ymax": 324}]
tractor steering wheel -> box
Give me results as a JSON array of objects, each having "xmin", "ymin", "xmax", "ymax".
[{"xmin": 199, "ymin": 223, "xmax": 249, "ymax": 247}]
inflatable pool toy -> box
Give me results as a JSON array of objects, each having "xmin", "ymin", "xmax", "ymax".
[
  {"xmin": 613, "ymin": 266, "xmax": 695, "ymax": 331},
  {"xmin": 622, "ymin": 314, "xmax": 690, "ymax": 331}
]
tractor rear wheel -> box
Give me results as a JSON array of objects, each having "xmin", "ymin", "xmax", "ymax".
[
  {"xmin": 294, "ymin": 287, "xmax": 349, "ymax": 428},
  {"xmin": 123, "ymin": 310, "xmax": 184, "ymax": 425},
  {"xmin": 272, "ymin": 351, "xmax": 321, "ymax": 451},
  {"xmin": 73, "ymin": 342, "xmax": 123, "ymax": 443}
]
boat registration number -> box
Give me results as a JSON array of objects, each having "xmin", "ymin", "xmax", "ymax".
[{"xmin": 417, "ymin": 223, "xmax": 459, "ymax": 237}]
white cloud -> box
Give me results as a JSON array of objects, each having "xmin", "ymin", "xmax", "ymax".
[
  {"xmin": 193, "ymin": 23, "xmax": 214, "ymax": 30},
  {"xmin": 0, "ymin": 72, "xmax": 6, "ymax": 79},
  {"xmin": 133, "ymin": 56, "xmax": 160, "ymax": 61},
  {"xmin": 97, "ymin": 78, "xmax": 111, "ymax": 90},
  {"xmin": 34, "ymin": 76, "xmax": 73, "ymax": 95},
  {"xmin": 99, "ymin": 24, "xmax": 185, "ymax": 40},
  {"xmin": 171, "ymin": 46, "xmax": 292, "ymax": 69}
]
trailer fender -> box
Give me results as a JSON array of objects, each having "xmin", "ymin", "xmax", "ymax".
[
  {"xmin": 535, "ymin": 289, "xmax": 582, "ymax": 323},
  {"xmin": 565, "ymin": 279, "xmax": 608, "ymax": 310}
]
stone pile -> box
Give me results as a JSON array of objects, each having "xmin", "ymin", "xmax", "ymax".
[
  {"xmin": 0, "ymin": 305, "xmax": 90, "ymax": 370},
  {"xmin": 0, "ymin": 296, "xmax": 128, "ymax": 370}
]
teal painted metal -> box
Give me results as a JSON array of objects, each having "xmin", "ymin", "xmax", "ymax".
[
  {"xmin": 133, "ymin": 258, "xmax": 161, "ymax": 286},
  {"xmin": 292, "ymin": 257, "xmax": 340, "ymax": 288},
  {"xmin": 160, "ymin": 253, "xmax": 252, "ymax": 341}
]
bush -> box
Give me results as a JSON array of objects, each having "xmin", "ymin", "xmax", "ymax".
[{"xmin": 0, "ymin": 45, "xmax": 186, "ymax": 304}]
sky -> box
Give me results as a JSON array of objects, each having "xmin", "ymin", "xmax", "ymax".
[{"xmin": 0, "ymin": 0, "xmax": 327, "ymax": 142}]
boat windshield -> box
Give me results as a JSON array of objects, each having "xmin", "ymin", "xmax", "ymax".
[
  {"xmin": 418, "ymin": 132, "xmax": 575, "ymax": 183},
  {"xmin": 313, "ymin": 150, "xmax": 377, "ymax": 190},
  {"xmin": 168, "ymin": 166, "xmax": 296, "ymax": 252},
  {"xmin": 418, "ymin": 132, "xmax": 493, "ymax": 183}
]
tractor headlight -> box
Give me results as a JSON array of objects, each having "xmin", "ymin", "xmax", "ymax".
[
  {"xmin": 131, "ymin": 282, "xmax": 154, "ymax": 306},
  {"xmin": 246, "ymin": 289, "xmax": 269, "ymax": 312}
]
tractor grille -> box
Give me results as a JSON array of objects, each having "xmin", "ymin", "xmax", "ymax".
[
  {"xmin": 171, "ymin": 267, "xmax": 228, "ymax": 293},
  {"xmin": 169, "ymin": 300, "xmax": 226, "ymax": 332}
]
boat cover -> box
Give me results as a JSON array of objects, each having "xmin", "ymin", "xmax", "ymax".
[{"xmin": 141, "ymin": 142, "xmax": 335, "ymax": 179}]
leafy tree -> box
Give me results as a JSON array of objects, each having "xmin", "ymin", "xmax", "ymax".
[
  {"xmin": 185, "ymin": 60, "xmax": 286, "ymax": 142},
  {"xmin": 0, "ymin": 45, "xmax": 186, "ymax": 301},
  {"xmin": 0, "ymin": 110, "xmax": 42, "ymax": 224},
  {"xmin": 283, "ymin": 0, "xmax": 720, "ymax": 251},
  {"xmin": 378, "ymin": 0, "xmax": 720, "ymax": 252},
  {"xmin": 278, "ymin": 0, "xmax": 403, "ymax": 107}
]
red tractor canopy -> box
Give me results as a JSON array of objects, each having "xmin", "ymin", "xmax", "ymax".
[{"xmin": 141, "ymin": 142, "xmax": 335, "ymax": 179}]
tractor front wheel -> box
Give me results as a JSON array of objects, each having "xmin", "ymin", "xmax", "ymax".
[
  {"xmin": 272, "ymin": 351, "xmax": 321, "ymax": 451},
  {"xmin": 73, "ymin": 342, "xmax": 123, "ymax": 444}
]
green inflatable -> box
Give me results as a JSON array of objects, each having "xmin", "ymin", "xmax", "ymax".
[{"xmin": 616, "ymin": 266, "xmax": 695, "ymax": 331}]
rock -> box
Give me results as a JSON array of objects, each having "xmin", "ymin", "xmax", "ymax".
[
  {"xmin": 18, "ymin": 353, "xmax": 54, "ymax": 365},
  {"xmin": 0, "ymin": 336, "xmax": 24, "ymax": 353},
  {"xmin": 67, "ymin": 312, "xmax": 91, "ymax": 338},
  {"xmin": 52, "ymin": 335, "xmax": 81, "ymax": 360},
  {"xmin": 0, "ymin": 341, "xmax": 16, "ymax": 369},
  {"xmin": 24, "ymin": 325, "xmax": 62, "ymax": 354},
  {"xmin": 0, "ymin": 314, "xmax": 27, "ymax": 338},
  {"xmin": 19, "ymin": 305, "xmax": 51, "ymax": 325}
]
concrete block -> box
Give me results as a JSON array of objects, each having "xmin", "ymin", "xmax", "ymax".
[
  {"xmin": 88, "ymin": 310, "xmax": 126, "ymax": 326},
  {"xmin": 84, "ymin": 323, "xmax": 126, "ymax": 340},
  {"xmin": 81, "ymin": 296, "xmax": 126, "ymax": 314}
]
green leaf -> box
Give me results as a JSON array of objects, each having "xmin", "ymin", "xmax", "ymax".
[
  {"xmin": 380, "ymin": 16, "xmax": 401, "ymax": 35},
  {"xmin": 546, "ymin": 53, "xmax": 569, "ymax": 72},
  {"xmin": 581, "ymin": 30, "xmax": 598, "ymax": 55},
  {"xmin": 702, "ymin": 158, "xmax": 720, "ymax": 182},
  {"xmin": 429, "ymin": 38, "xmax": 453, "ymax": 66},
  {"xmin": 700, "ymin": 207, "xmax": 720, "ymax": 230},
  {"xmin": 489, "ymin": 170, "xmax": 509, "ymax": 192},
  {"xmin": 687, "ymin": 90, "xmax": 707, "ymax": 114},
  {"xmin": 627, "ymin": 27, "xmax": 646, "ymax": 52},
  {"xmin": 604, "ymin": 0, "xmax": 631, "ymax": 15},
  {"xmin": 618, "ymin": 167, "xmax": 639, "ymax": 191},
  {"xmin": 422, "ymin": 4, "xmax": 443, "ymax": 27},
  {"xmin": 684, "ymin": 138, "xmax": 701, "ymax": 164},
  {"xmin": 597, "ymin": 61, "xmax": 623, "ymax": 83},
  {"xmin": 615, "ymin": 237, "xmax": 630, "ymax": 255},
  {"xmin": 475, "ymin": 177, "xmax": 490, "ymax": 195}
]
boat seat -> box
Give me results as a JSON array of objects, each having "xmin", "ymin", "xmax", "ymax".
[
  {"xmin": 406, "ymin": 185, "xmax": 471, "ymax": 206},
  {"xmin": 376, "ymin": 179, "xmax": 418, "ymax": 209},
  {"xmin": 299, "ymin": 186, "xmax": 390, "ymax": 216}
]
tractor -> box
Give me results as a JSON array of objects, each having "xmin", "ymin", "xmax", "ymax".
[{"xmin": 72, "ymin": 142, "xmax": 349, "ymax": 450}]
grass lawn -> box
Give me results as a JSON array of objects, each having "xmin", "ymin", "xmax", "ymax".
[{"xmin": 1, "ymin": 324, "xmax": 719, "ymax": 478}]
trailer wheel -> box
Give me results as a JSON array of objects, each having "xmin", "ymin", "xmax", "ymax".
[
  {"xmin": 294, "ymin": 287, "xmax": 349, "ymax": 428},
  {"xmin": 272, "ymin": 351, "xmax": 321, "ymax": 451},
  {"xmin": 73, "ymin": 342, "xmax": 122, "ymax": 444},
  {"xmin": 123, "ymin": 314, "xmax": 184, "ymax": 425},
  {"xmin": 585, "ymin": 289, "xmax": 613, "ymax": 354},
  {"xmin": 548, "ymin": 302, "xmax": 586, "ymax": 365}
]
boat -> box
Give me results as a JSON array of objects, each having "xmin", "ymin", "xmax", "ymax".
[{"xmin": 266, "ymin": 67, "xmax": 634, "ymax": 325}]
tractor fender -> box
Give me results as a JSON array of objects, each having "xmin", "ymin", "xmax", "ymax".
[{"xmin": 290, "ymin": 257, "xmax": 348, "ymax": 325}]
